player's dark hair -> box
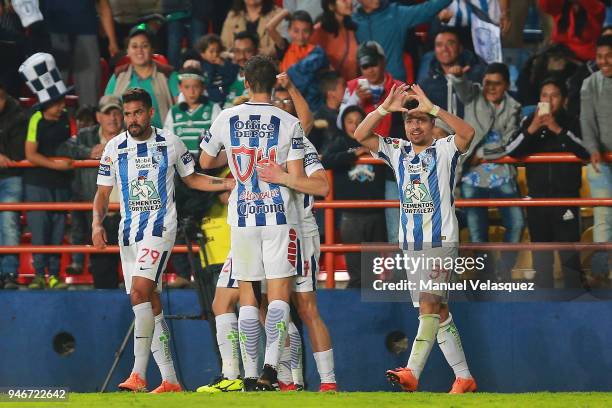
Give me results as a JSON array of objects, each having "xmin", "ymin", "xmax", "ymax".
[
  {"xmin": 244, "ymin": 55, "xmax": 278, "ymax": 94},
  {"xmin": 289, "ymin": 10, "xmax": 313, "ymax": 27},
  {"xmin": 196, "ymin": 33, "xmax": 223, "ymax": 53},
  {"xmin": 540, "ymin": 77, "xmax": 568, "ymax": 97},
  {"xmin": 234, "ymin": 30, "xmax": 260, "ymax": 51},
  {"xmin": 122, "ymin": 87, "xmax": 153, "ymax": 109},
  {"xmin": 596, "ymin": 34, "xmax": 612, "ymax": 48},
  {"xmin": 485, "ymin": 62, "xmax": 510, "ymax": 84},
  {"xmin": 318, "ymin": 70, "xmax": 342, "ymax": 96}
]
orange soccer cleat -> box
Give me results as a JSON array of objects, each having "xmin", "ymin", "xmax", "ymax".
[
  {"xmin": 449, "ymin": 377, "xmax": 477, "ymax": 394},
  {"xmin": 150, "ymin": 380, "xmax": 183, "ymax": 394},
  {"xmin": 386, "ymin": 367, "xmax": 418, "ymax": 392},
  {"xmin": 319, "ymin": 382, "xmax": 337, "ymax": 392},
  {"xmin": 118, "ymin": 372, "xmax": 147, "ymax": 392}
]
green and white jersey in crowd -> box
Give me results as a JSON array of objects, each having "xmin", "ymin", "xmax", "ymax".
[
  {"xmin": 224, "ymin": 74, "xmax": 248, "ymax": 108},
  {"xmin": 163, "ymin": 102, "xmax": 221, "ymax": 154}
]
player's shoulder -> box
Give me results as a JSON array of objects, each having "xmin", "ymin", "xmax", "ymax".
[
  {"xmin": 105, "ymin": 131, "xmax": 128, "ymax": 152},
  {"xmin": 381, "ymin": 135, "xmax": 409, "ymax": 150},
  {"xmin": 154, "ymin": 127, "xmax": 179, "ymax": 142},
  {"xmin": 433, "ymin": 135, "xmax": 457, "ymax": 149}
]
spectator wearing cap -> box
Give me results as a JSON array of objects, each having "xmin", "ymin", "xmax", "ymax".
[
  {"xmin": 505, "ymin": 78, "xmax": 589, "ymax": 289},
  {"xmin": 19, "ymin": 53, "xmax": 74, "ymax": 290},
  {"xmin": 450, "ymin": 62, "xmax": 524, "ymax": 281},
  {"xmin": 0, "ymin": 82, "xmax": 27, "ymax": 289},
  {"xmin": 353, "ymin": 0, "xmax": 452, "ymax": 82},
  {"xmin": 40, "ymin": 0, "xmax": 119, "ymax": 107},
  {"xmin": 322, "ymin": 105, "xmax": 387, "ymax": 288},
  {"xmin": 105, "ymin": 25, "xmax": 179, "ymax": 128},
  {"xmin": 56, "ymin": 95, "xmax": 124, "ymax": 286},
  {"xmin": 418, "ymin": 27, "xmax": 487, "ymax": 119},
  {"xmin": 224, "ymin": 31, "xmax": 260, "ymax": 108},
  {"xmin": 539, "ymin": 0, "xmax": 606, "ymax": 62},
  {"xmin": 339, "ymin": 41, "xmax": 404, "ymax": 243},
  {"xmin": 221, "ymin": 0, "xmax": 283, "ymax": 57},
  {"xmin": 310, "ymin": 0, "xmax": 359, "ymax": 82},
  {"xmin": 581, "ymin": 34, "xmax": 612, "ymax": 283}
]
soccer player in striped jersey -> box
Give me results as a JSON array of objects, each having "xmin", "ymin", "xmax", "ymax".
[
  {"xmin": 352, "ymin": 84, "xmax": 478, "ymax": 394},
  {"xmin": 92, "ymin": 88, "xmax": 234, "ymax": 393},
  {"xmin": 199, "ymin": 55, "xmax": 311, "ymax": 391}
]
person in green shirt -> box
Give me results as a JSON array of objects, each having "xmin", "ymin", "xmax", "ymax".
[
  {"xmin": 163, "ymin": 67, "xmax": 221, "ymax": 156},
  {"xmin": 105, "ymin": 24, "xmax": 179, "ymax": 127}
]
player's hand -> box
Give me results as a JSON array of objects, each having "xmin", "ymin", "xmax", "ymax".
[
  {"xmin": 276, "ymin": 72, "xmax": 295, "ymax": 91},
  {"xmin": 447, "ymin": 65, "xmax": 470, "ymax": 78},
  {"xmin": 90, "ymin": 144, "xmax": 105, "ymax": 159},
  {"xmin": 92, "ymin": 224, "xmax": 108, "ymax": 250},
  {"xmin": 405, "ymin": 84, "xmax": 435, "ymax": 115},
  {"xmin": 0, "ymin": 153, "xmax": 14, "ymax": 168},
  {"xmin": 224, "ymin": 178, "xmax": 236, "ymax": 190},
  {"xmin": 380, "ymin": 83, "xmax": 410, "ymax": 113},
  {"xmin": 256, "ymin": 160, "xmax": 286, "ymax": 185},
  {"xmin": 53, "ymin": 159, "xmax": 73, "ymax": 171},
  {"xmin": 590, "ymin": 151, "xmax": 602, "ymax": 173},
  {"xmin": 355, "ymin": 85, "xmax": 372, "ymax": 103}
]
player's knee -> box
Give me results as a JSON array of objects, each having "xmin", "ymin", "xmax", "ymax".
[
  {"xmin": 130, "ymin": 287, "xmax": 150, "ymax": 305},
  {"xmin": 212, "ymin": 294, "xmax": 236, "ymax": 316}
]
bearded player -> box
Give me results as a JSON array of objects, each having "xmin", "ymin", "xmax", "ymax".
[{"xmin": 352, "ymin": 83, "xmax": 477, "ymax": 393}]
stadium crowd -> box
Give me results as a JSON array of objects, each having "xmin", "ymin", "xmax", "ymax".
[{"xmin": 0, "ymin": 0, "xmax": 611, "ymax": 291}]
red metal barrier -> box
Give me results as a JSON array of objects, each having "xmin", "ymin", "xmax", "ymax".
[{"xmin": 4, "ymin": 153, "xmax": 612, "ymax": 288}]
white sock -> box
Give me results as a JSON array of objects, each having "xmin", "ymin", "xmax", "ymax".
[
  {"xmin": 288, "ymin": 322, "xmax": 304, "ymax": 386},
  {"xmin": 132, "ymin": 302, "xmax": 154, "ymax": 379},
  {"xmin": 151, "ymin": 312, "xmax": 178, "ymax": 384},
  {"xmin": 238, "ymin": 305, "xmax": 262, "ymax": 379},
  {"xmin": 215, "ymin": 313, "xmax": 240, "ymax": 380},
  {"xmin": 406, "ymin": 314, "xmax": 440, "ymax": 380},
  {"xmin": 313, "ymin": 349, "xmax": 336, "ymax": 384},
  {"xmin": 437, "ymin": 314, "xmax": 471, "ymax": 379},
  {"xmin": 277, "ymin": 341, "xmax": 293, "ymax": 384},
  {"xmin": 263, "ymin": 300, "xmax": 290, "ymax": 369}
]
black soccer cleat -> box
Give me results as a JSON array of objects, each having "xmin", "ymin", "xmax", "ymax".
[
  {"xmin": 255, "ymin": 364, "xmax": 279, "ymax": 391},
  {"xmin": 242, "ymin": 377, "xmax": 259, "ymax": 392}
]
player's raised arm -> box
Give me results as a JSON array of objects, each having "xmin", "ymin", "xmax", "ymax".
[
  {"xmin": 407, "ymin": 84, "xmax": 475, "ymax": 153},
  {"xmin": 92, "ymin": 185, "xmax": 113, "ymax": 249},
  {"xmin": 353, "ymin": 84, "xmax": 411, "ymax": 152},
  {"xmin": 277, "ymin": 72, "xmax": 314, "ymax": 135},
  {"xmin": 182, "ymin": 173, "xmax": 235, "ymax": 192},
  {"xmin": 258, "ymin": 161, "xmax": 329, "ymax": 197}
]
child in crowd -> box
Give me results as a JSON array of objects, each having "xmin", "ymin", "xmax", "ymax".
[
  {"xmin": 266, "ymin": 9, "xmax": 328, "ymax": 110},
  {"xmin": 18, "ymin": 53, "xmax": 74, "ymax": 290},
  {"xmin": 196, "ymin": 34, "xmax": 239, "ymax": 104}
]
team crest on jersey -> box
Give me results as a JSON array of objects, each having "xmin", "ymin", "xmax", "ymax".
[
  {"xmin": 128, "ymin": 176, "xmax": 162, "ymax": 211},
  {"xmin": 402, "ymin": 179, "xmax": 434, "ymax": 214},
  {"xmin": 231, "ymin": 145, "xmax": 277, "ymax": 183}
]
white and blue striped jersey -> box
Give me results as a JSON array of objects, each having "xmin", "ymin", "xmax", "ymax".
[
  {"xmin": 96, "ymin": 127, "xmax": 195, "ymax": 246},
  {"xmin": 299, "ymin": 138, "xmax": 324, "ymax": 238},
  {"xmin": 200, "ymin": 102, "xmax": 305, "ymax": 227},
  {"xmin": 375, "ymin": 135, "xmax": 464, "ymax": 250}
]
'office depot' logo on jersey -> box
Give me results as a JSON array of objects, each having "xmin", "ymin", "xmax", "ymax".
[
  {"xmin": 231, "ymin": 145, "xmax": 277, "ymax": 183},
  {"xmin": 128, "ymin": 176, "xmax": 162, "ymax": 211},
  {"xmin": 232, "ymin": 118, "xmax": 277, "ymax": 138}
]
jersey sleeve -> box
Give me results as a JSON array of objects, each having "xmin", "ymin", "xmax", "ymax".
[
  {"xmin": 436, "ymin": 134, "xmax": 465, "ymax": 163},
  {"xmin": 303, "ymin": 139, "xmax": 324, "ymax": 177},
  {"xmin": 96, "ymin": 143, "xmax": 116, "ymax": 186},
  {"xmin": 373, "ymin": 135, "xmax": 401, "ymax": 169},
  {"xmin": 174, "ymin": 136, "xmax": 195, "ymax": 177},
  {"xmin": 287, "ymin": 121, "xmax": 305, "ymax": 162},
  {"xmin": 199, "ymin": 114, "xmax": 224, "ymax": 157}
]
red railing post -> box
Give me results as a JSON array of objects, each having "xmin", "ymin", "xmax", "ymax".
[{"xmin": 324, "ymin": 170, "xmax": 335, "ymax": 288}]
